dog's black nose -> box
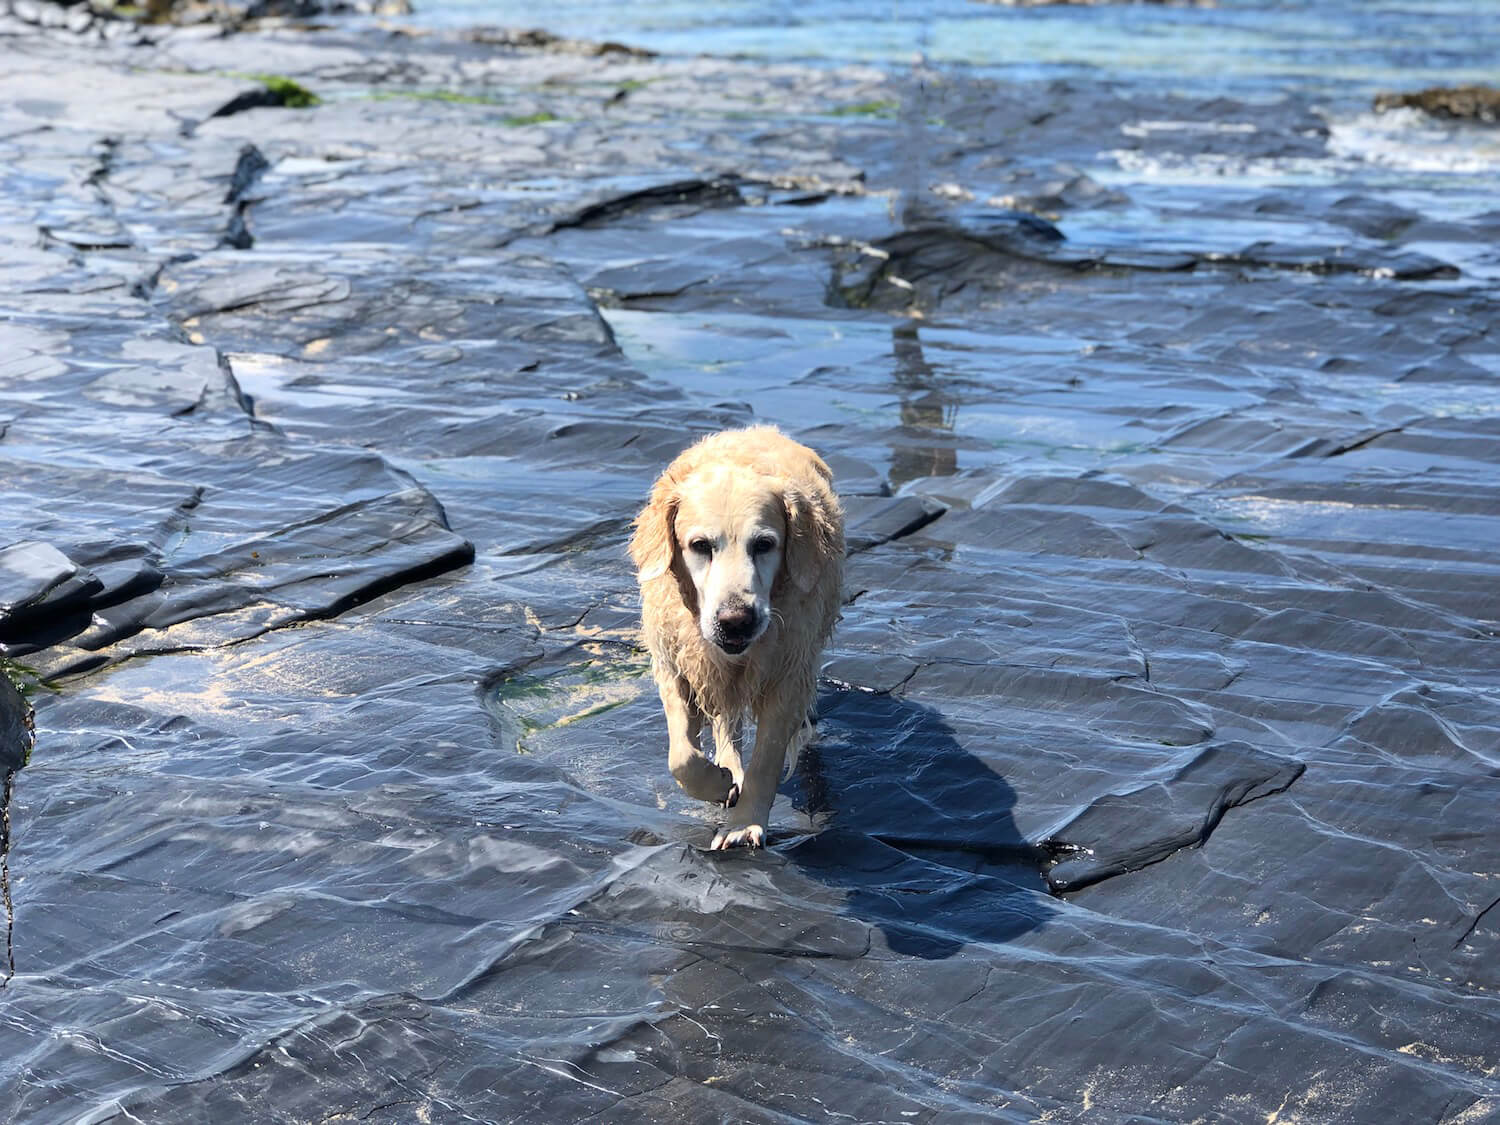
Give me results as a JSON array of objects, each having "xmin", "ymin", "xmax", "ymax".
[{"xmin": 715, "ymin": 603, "xmax": 757, "ymax": 647}]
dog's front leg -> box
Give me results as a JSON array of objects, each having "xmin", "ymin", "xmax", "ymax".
[
  {"xmin": 711, "ymin": 702, "xmax": 801, "ymax": 850},
  {"xmin": 660, "ymin": 674, "xmax": 738, "ymax": 805},
  {"xmin": 711, "ymin": 714, "xmax": 746, "ymax": 796}
]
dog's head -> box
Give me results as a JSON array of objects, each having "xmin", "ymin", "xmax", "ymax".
[{"xmin": 632, "ymin": 463, "xmax": 832, "ymax": 658}]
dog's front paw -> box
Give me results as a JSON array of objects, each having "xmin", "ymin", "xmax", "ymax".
[
  {"xmin": 711, "ymin": 793, "xmax": 773, "ymax": 849},
  {"xmin": 671, "ymin": 755, "xmax": 737, "ymax": 805},
  {"xmin": 710, "ymin": 822, "xmax": 765, "ymax": 850}
]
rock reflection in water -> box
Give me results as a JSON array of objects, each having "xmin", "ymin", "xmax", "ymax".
[{"xmin": 889, "ymin": 322, "xmax": 960, "ymax": 488}]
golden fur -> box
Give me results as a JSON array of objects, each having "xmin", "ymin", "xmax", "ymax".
[{"xmin": 631, "ymin": 426, "xmax": 843, "ymax": 849}]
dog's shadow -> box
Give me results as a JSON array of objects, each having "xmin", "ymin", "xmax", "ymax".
[{"xmin": 774, "ymin": 687, "xmax": 1056, "ymax": 960}]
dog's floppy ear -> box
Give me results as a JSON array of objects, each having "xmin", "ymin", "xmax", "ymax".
[
  {"xmin": 630, "ymin": 474, "xmax": 679, "ymax": 582},
  {"xmin": 780, "ymin": 480, "xmax": 842, "ymax": 594}
]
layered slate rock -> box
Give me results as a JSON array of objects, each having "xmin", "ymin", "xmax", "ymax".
[
  {"xmin": 0, "ymin": 304, "xmax": 473, "ymax": 677},
  {"xmin": 1042, "ymin": 741, "xmax": 1305, "ymax": 891},
  {"xmin": 0, "ymin": 14, "xmax": 1498, "ymax": 1125}
]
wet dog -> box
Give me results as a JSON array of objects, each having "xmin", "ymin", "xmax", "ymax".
[{"xmin": 631, "ymin": 426, "xmax": 844, "ymax": 849}]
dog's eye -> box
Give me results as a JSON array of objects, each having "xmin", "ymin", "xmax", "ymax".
[
  {"xmin": 751, "ymin": 535, "xmax": 778, "ymax": 556},
  {"xmin": 688, "ymin": 538, "xmax": 713, "ymax": 557}
]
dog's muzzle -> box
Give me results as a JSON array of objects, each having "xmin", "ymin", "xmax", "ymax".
[{"xmin": 712, "ymin": 601, "xmax": 761, "ymax": 655}]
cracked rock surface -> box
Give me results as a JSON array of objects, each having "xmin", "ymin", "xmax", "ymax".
[{"xmin": 1, "ymin": 5, "xmax": 1499, "ymax": 1122}]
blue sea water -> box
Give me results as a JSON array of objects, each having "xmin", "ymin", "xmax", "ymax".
[{"xmin": 411, "ymin": 0, "xmax": 1500, "ymax": 101}]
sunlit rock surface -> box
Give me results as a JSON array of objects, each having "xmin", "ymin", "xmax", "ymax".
[{"xmin": 1, "ymin": 8, "xmax": 1498, "ymax": 1122}]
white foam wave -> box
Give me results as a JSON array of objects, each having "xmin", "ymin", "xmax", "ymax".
[{"xmin": 1327, "ymin": 109, "xmax": 1500, "ymax": 175}]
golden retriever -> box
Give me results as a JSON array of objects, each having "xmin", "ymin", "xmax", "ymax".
[{"xmin": 631, "ymin": 426, "xmax": 844, "ymax": 849}]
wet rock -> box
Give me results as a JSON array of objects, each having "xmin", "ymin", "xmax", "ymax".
[
  {"xmin": 3, "ymin": 11, "xmax": 1500, "ymax": 1124},
  {"xmin": 5, "ymin": 0, "xmax": 407, "ymax": 33},
  {"xmin": 463, "ymin": 25, "xmax": 657, "ymax": 58},
  {"xmin": 170, "ymin": 267, "xmax": 353, "ymax": 319},
  {"xmin": 247, "ymin": 0, "xmax": 411, "ymax": 15},
  {"xmin": 1, "ymin": 446, "xmax": 475, "ymax": 676},
  {"xmin": 1375, "ymin": 84, "xmax": 1500, "ymax": 123},
  {"xmin": 208, "ymin": 84, "xmax": 309, "ymax": 120},
  {"xmin": 549, "ymin": 176, "xmax": 745, "ymax": 231},
  {"xmin": 1325, "ymin": 194, "xmax": 1421, "ymax": 239},
  {"xmin": 0, "ymin": 674, "xmax": 31, "ymax": 775},
  {"xmin": 1221, "ymin": 240, "xmax": 1459, "ymax": 279},
  {"xmin": 2, "ymin": 0, "xmax": 123, "ymax": 35},
  {"xmin": 0, "ymin": 666, "xmax": 30, "ymax": 992},
  {"xmin": 843, "ymin": 493, "xmax": 947, "ymax": 552},
  {"xmin": 1251, "ymin": 192, "xmax": 1422, "ymax": 240},
  {"xmin": 832, "ymin": 212, "xmax": 1074, "ymax": 311},
  {"xmin": 222, "ymin": 143, "xmax": 269, "ymax": 204},
  {"xmin": 1042, "ymin": 741, "xmax": 1305, "ymax": 891},
  {"xmin": 0, "ymin": 542, "xmax": 101, "ymax": 626},
  {"xmin": 984, "ymin": 163, "xmax": 1130, "ymax": 215}
]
